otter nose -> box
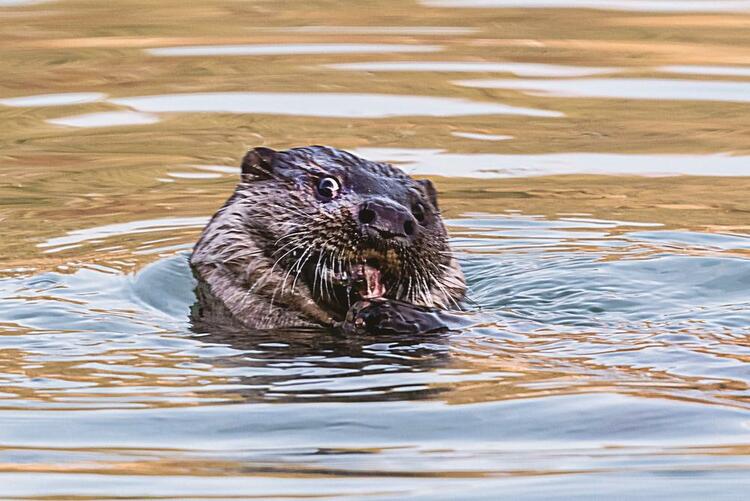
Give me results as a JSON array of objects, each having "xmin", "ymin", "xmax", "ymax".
[{"xmin": 358, "ymin": 199, "xmax": 417, "ymax": 240}]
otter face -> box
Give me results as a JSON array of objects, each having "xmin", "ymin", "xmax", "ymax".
[{"xmin": 237, "ymin": 145, "xmax": 460, "ymax": 316}]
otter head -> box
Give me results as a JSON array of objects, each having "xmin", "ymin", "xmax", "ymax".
[{"xmin": 237, "ymin": 145, "xmax": 462, "ymax": 318}]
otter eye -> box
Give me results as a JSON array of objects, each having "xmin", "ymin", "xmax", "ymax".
[
  {"xmin": 316, "ymin": 177, "xmax": 341, "ymax": 201},
  {"xmin": 412, "ymin": 202, "xmax": 426, "ymax": 223}
]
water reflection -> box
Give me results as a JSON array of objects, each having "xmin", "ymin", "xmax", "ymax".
[
  {"xmin": 167, "ymin": 171, "xmax": 223, "ymax": 180},
  {"xmin": 0, "ymin": 0, "xmax": 47, "ymax": 6},
  {"xmin": 2, "ymin": 214, "xmax": 749, "ymax": 412},
  {"xmin": 2, "ymin": 0, "xmax": 750, "ymax": 496},
  {"xmin": 147, "ymin": 43, "xmax": 442, "ymax": 57},
  {"xmin": 661, "ymin": 65, "xmax": 750, "ymax": 77},
  {"xmin": 48, "ymin": 111, "xmax": 159, "ymax": 128},
  {"xmin": 190, "ymin": 164, "xmax": 241, "ymax": 175},
  {"xmin": 192, "ymin": 328, "xmax": 452, "ymax": 403},
  {"xmin": 454, "ymin": 77, "xmax": 750, "ymax": 103},
  {"xmin": 0, "ymin": 92, "xmax": 105, "ymax": 107},
  {"xmin": 451, "ymin": 131, "xmax": 513, "ymax": 141},
  {"xmin": 111, "ymin": 92, "xmax": 563, "ymax": 118},
  {"xmin": 328, "ymin": 61, "xmax": 619, "ymax": 77},
  {"xmin": 1, "ymin": 205, "xmax": 750, "ymax": 495},
  {"xmin": 272, "ymin": 25, "xmax": 478, "ymax": 34},
  {"xmin": 422, "ymin": 0, "xmax": 750, "ymax": 12},
  {"xmin": 38, "ymin": 217, "xmax": 209, "ymax": 252},
  {"xmin": 353, "ymin": 148, "xmax": 750, "ymax": 177},
  {"xmin": 1, "ymin": 392, "xmax": 746, "ymax": 499}
]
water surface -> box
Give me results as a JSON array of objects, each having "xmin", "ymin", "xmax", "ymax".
[
  {"xmin": 111, "ymin": 92, "xmax": 562, "ymax": 118},
  {"xmin": 1, "ymin": 0, "xmax": 749, "ymax": 499},
  {"xmin": 421, "ymin": 0, "xmax": 750, "ymax": 12},
  {"xmin": 454, "ymin": 77, "xmax": 750, "ymax": 103},
  {"xmin": 147, "ymin": 43, "xmax": 442, "ymax": 57}
]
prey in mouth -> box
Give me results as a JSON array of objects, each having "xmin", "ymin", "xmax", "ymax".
[
  {"xmin": 327, "ymin": 252, "xmax": 452, "ymax": 336},
  {"xmin": 354, "ymin": 260, "xmax": 386, "ymax": 299},
  {"xmin": 334, "ymin": 258, "xmax": 386, "ymax": 300},
  {"xmin": 328, "ymin": 251, "xmax": 397, "ymax": 303}
]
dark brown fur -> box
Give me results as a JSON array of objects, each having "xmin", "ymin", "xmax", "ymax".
[{"xmin": 190, "ymin": 146, "xmax": 465, "ymax": 330}]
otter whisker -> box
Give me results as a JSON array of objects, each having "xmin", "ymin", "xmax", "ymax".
[
  {"xmin": 280, "ymin": 208, "xmax": 314, "ymax": 220},
  {"xmin": 280, "ymin": 245, "xmax": 311, "ymax": 298},
  {"xmin": 327, "ymin": 248, "xmax": 343, "ymax": 302},
  {"xmin": 270, "ymin": 238, "xmax": 308, "ymax": 259},
  {"xmin": 264, "ymin": 240, "xmax": 311, "ymax": 310},
  {"xmin": 430, "ymin": 272, "xmax": 462, "ymax": 310},
  {"xmin": 307, "ymin": 235, "xmax": 339, "ymax": 301},
  {"xmin": 273, "ymin": 230, "xmax": 310, "ymax": 247},
  {"xmin": 406, "ymin": 274, "xmax": 414, "ymax": 304},
  {"xmin": 415, "ymin": 274, "xmax": 432, "ymax": 307},
  {"xmin": 290, "ymin": 245, "xmax": 316, "ymax": 294},
  {"xmin": 321, "ymin": 256, "xmax": 333, "ymax": 302},
  {"xmin": 312, "ymin": 250, "xmax": 326, "ymax": 301},
  {"xmin": 243, "ymin": 264, "xmax": 276, "ymax": 298},
  {"xmin": 270, "ymin": 240, "xmax": 308, "ymax": 274}
]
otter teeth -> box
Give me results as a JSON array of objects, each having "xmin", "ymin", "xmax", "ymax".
[
  {"xmin": 346, "ymin": 261, "xmax": 385, "ymax": 299},
  {"xmin": 325, "ymin": 255, "xmax": 388, "ymax": 299},
  {"xmin": 361, "ymin": 263, "xmax": 385, "ymax": 299}
]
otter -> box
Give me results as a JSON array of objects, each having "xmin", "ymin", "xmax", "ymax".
[{"xmin": 190, "ymin": 145, "xmax": 465, "ymax": 333}]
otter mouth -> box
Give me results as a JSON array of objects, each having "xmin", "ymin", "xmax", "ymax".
[
  {"xmin": 352, "ymin": 259, "xmax": 386, "ymax": 299},
  {"xmin": 329, "ymin": 254, "xmax": 394, "ymax": 301}
]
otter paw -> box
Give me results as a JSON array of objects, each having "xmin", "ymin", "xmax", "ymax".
[{"xmin": 340, "ymin": 299, "xmax": 449, "ymax": 335}]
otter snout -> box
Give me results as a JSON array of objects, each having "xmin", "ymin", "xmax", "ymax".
[{"xmin": 357, "ymin": 197, "xmax": 418, "ymax": 241}]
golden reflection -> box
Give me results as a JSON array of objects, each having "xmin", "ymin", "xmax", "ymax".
[
  {"xmin": 0, "ymin": 346, "xmax": 245, "ymax": 410},
  {"xmin": 0, "ymin": 2, "xmax": 749, "ymax": 487}
]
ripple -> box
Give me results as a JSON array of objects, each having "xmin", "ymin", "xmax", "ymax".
[
  {"xmin": 660, "ymin": 65, "xmax": 750, "ymax": 77},
  {"xmin": 327, "ymin": 61, "xmax": 619, "ymax": 77},
  {"xmin": 451, "ymin": 131, "xmax": 513, "ymax": 141},
  {"xmin": 422, "ymin": 0, "xmax": 750, "ymax": 12},
  {"xmin": 2, "ymin": 213, "xmax": 750, "ymax": 500},
  {"xmin": 353, "ymin": 148, "xmax": 750, "ymax": 177},
  {"xmin": 167, "ymin": 171, "xmax": 223, "ymax": 180},
  {"xmin": 629, "ymin": 230, "xmax": 750, "ymax": 250},
  {"xmin": 270, "ymin": 25, "xmax": 478, "ymax": 35},
  {"xmin": 190, "ymin": 164, "xmax": 241, "ymax": 174},
  {"xmin": 0, "ymin": 0, "xmax": 48, "ymax": 5},
  {"xmin": 110, "ymin": 92, "xmax": 562, "ymax": 118},
  {"xmin": 147, "ymin": 43, "xmax": 441, "ymax": 57},
  {"xmin": 47, "ymin": 111, "xmax": 159, "ymax": 128},
  {"xmin": 4, "ymin": 0, "xmax": 750, "ymax": 495},
  {"xmin": 0, "ymin": 92, "xmax": 105, "ymax": 107},
  {"xmin": 37, "ymin": 217, "xmax": 209, "ymax": 251},
  {"xmin": 454, "ymin": 77, "xmax": 750, "ymax": 103}
]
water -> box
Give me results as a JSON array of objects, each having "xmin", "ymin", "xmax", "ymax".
[
  {"xmin": 1, "ymin": 0, "xmax": 749, "ymax": 498},
  {"xmin": 454, "ymin": 77, "xmax": 750, "ymax": 103}
]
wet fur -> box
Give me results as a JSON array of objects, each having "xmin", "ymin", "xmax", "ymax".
[{"xmin": 190, "ymin": 146, "xmax": 465, "ymax": 330}]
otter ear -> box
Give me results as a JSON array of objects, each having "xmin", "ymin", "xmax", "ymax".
[
  {"xmin": 241, "ymin": 147, "xmax": 277, "ymax": 180},
  {"xmin": 418, "ymin": 179, "xmax": 439, "ymax": 209}
]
